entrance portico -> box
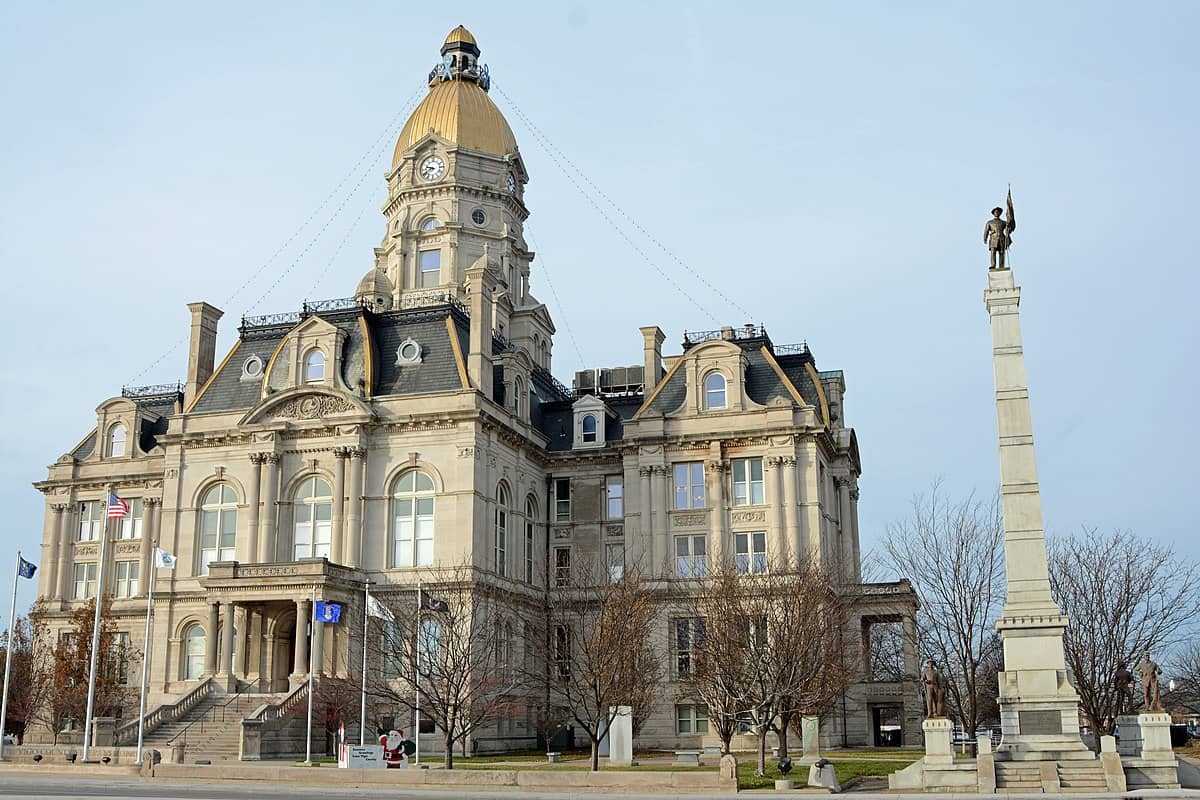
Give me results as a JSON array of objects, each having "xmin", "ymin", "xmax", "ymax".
[{"xmin": 200, "ymin": 558, "xmax": 364, "ymax": 691}]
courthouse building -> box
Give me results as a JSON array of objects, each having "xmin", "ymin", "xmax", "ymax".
[{"xmin": 31, "ymin": 27, "xmax": 919, "ymax": 753}]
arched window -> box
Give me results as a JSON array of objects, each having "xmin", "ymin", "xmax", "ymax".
[
  {"xmin": 704, "ymin": 372, "xmax": 727, "ymax": 410},
  {"xmin": 304, "ymin": 350, "xmax": 325, "ymax": 382},
  {"xmin": 184, "ymin": 625, "xmax": 206, "ymax": 680},
  {"xmin": 524, "ymin": 497, "xmax": 537, "ymax": 584},
  {"xmin": 199, "ymin": 484, "xmax": 238, "ymax": 574},
  {"xmin": 107, "ymin": 424, "xmax": 127, "ymax": 458},
  {"xmin": 294, "ymin": 476, "xmax": 333, "ymax": 560},
  {"xmin": 393, "ymin": 470, "xmax": 435, "ymax": 568},
  {"xmin": 494, "ymin": 484, "xmax": 509, "ymax": 577},
  {"xmin": 420, "ymin": 217, "xmax": 442, "ymax": 231},
  {"xmin": 581, "ymin": 414, "xmax": 598, "ymax": 443},
  {"xmin": 512, "ymin": 376, "xmax": 524, "ymax": 417}
]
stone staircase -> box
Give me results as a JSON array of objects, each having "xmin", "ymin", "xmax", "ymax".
[
  {"xmin": 995, "ymin": 761, "xmax": 1043, "ymax": 792},
  {"xmin": 141, "ymin": 690, "xmax": 285, "ymax": 762},
  {"xmin": 1056, "ymin": 760, "xmax": 1108, "ymax": 792}
]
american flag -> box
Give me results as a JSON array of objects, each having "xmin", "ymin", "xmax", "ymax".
[{"xmin": 107, "ymin": 491, "xmax": 130, "ymax": 518}]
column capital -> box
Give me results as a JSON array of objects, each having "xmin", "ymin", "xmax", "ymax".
[
  {"xmin": 706, "ymin": 460, "xmax": 727, "ymax": 473},
  {"xmin": 143, "ymin": 496, "xmax": 162, "ymax": 507},
  {"xmin": 637, "ymin": 466, "xmax": 654, "ymax": 478},
  {"xmin": 348, "ymin": 447, "xmax": 367, "ymax": 460},
  {"xmin": 50, "ymin": 502, "xmax": 71, "ymax": 513},
  {"xmin": 249, "ymin": 452, "xmax": 267, "ymax": 465},
  {"xmin": 333, "ymin": 446, "xmax": 353, "ymax": 460},
  {"xmin": 765, "ymin": 456, "xmax": 784, "ymax": 470},
  {"xmin": 262, "ymin": 452, "xmax": 281, "ymax": 465},
  {"xmin": 651, "ymin": 465, "xmax": 670, "ymax": 477},
  {"xmin": 779, "ymin": 456, "xmax": 797, "ymax": 467},
  {"xmin": 849, "ymin": 488, "xmax": 860, "ymax": 502}
]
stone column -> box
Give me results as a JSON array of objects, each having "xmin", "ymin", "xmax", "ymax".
[
  {"xmin": 220, "ymin": 602, "xmax": 236, "ymax": 678},
  {"xmin": 139, "ymin": 498, "xmax": 158, "ymax": 595},
  {"xmin": 312, "ymin": 616, "xmax": 325, "ymax": 677},
  {"xmin": 256, "ymin": 608, "xmax": 270, "ymax": 689},
  {"xmin": 331, "ymin": 447, "xmax": 350, "ymax": 563},
  {"xmin": 258, "ymin": 453, "xmax": 280, "ymax": 562},
  {"xmin": 292, "ymin": 599, "xmax": 310, "ymax": 683},
  {"xmin": 47, "ymin": 504, "xmax": 68, "ymax": 600},
  {"xmin": 56, "ymin": 503, "xmax": 75, "ymax": 601},
  {"xmin": 765, "ymin": 458, "xmax": 785, "ymax": 564},
  {"xmin": 796, "ymin": 441, "xmax": 820, "ymax": 561},
  {"xmin": 653, "ymin": 466, "xmax": 671, "ymax": 576},
  {"xmin": 706, "ymin": 459, "xmax": 727, "ymax": 566},
  {"xmin": 246, "ymin": 454, "xmax": 264, "ymax": 564},
  {"xmin": 836, "ymin": 477, "xmax": 853, "ymax": 580},
  {"xmin": 638, "ymin": 467, "xmax": 654, "ymax": 572},
  {"xmin": 781, "ymin": 457, "xmax": 799, "ymax": 565},
  {"xmin": 205, "ymin": 602, "xmax": 219, "ymax": 675},
  {"xmin": 344, "ymin": 448, "xmax": 366, "ymax": 567},
  {"xmin": 848, "ymin": 485, "xmax": 862, "ymax": 583}
]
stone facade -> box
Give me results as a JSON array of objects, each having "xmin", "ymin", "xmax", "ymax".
[{"xmin": 28, "ymin": 26, "xmax": 917, "ymax": 753}]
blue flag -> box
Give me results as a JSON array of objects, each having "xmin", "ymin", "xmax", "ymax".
[
  {"xmin": 315, "ymin": 601, "xmax": 342, "ymax": 624},
  {"xmin": 17, "ymin": 556, "xmax": 37, "ymax": 580}
]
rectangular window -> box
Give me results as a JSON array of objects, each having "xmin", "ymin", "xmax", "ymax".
[
  {"xmin": 731, "ymin": 458, "xmax": 765, "ymax": 506},
  {"xmin": 605, "ymin": 543, "xmax": 624, "ymax": 583},
  {"xmin": 605, "ymin": 475, "xmax": 623, "ymax": 520},
  {"xmin": 115, "ymin": 560, "xmax": 139, "ymax": 598},
  {"xmin": 394, "ymin": 496, "xmax": 434, "ymax": 568},
  {"xmin": 554, "ymin": 547, "xmax": 571, "ymax": 587},
  {"xmin": 78, "ymin": 501, "xmax": 103, "ymax": 542},
  {"xmin": 673, "ymin": 463, "xmax": 705, "ymax": 509},
  {"xmin": 118, "ymin": 498, "xmax": 144, "ymax": 540},
  {"xmin": 674, "ymin": 618, "xmax": 705, "ymax": 677},
  {"xmin": 554, "ymin": 478, "xmax": 571, "ymax": 522},
  {"xmin": 734, "ymin": 531, "xmax": 768, "ymax": 574},
  {"xmin": 674, "ymin": 534, "xmax": 707, "ymax": 578},
  {"xmin": 524, "ymin": 516, "xmax": 535, "ymax": 584},
  {"xmin": 111, "ymin": 632, "xmax": 131, "ymax": 685},
  {"xmin": 495, "ymin": 506, "xmax": 507, "ymax": 578},
  {"xmin": 554, "ymin": 625, "xmax": 571, "ymax": 680},
  {"xmin": 419, "ymin": 250, "xmax": 441, "ymax": 288},
  {"xmin": 73, "ymin": 562, "xmax": 98, "ymax": 599},
  {"xmin": 381, "ymin": 622, "xmax": 403, "ymax": 678},
  {"xmin": 675, "ymin": 704, "xmax": 709, "ymax": 735}
]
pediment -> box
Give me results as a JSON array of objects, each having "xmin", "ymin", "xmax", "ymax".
[{"xmin": 240, "ymin": 387, "xmax": 373, "ymax": 426}]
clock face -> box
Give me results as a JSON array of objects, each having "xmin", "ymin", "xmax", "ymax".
[
  {"xmin": 507, "ymin": 173, "xmax": 516, "ymax": 194},
  {"xmin": 420, "ymin": 156, "xmax": 445, "ymax": 181}
]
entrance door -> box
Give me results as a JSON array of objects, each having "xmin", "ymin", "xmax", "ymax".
[{"xmin": 872, "ymin": 705, "xmax": 903, "ymax": 747}]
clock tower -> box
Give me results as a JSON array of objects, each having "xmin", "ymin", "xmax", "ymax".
[{"xmin": 365, "ymin": 25, "xmax": 555, "ymax": 370}]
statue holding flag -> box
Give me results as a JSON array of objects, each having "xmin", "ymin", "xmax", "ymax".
[{"xmin": 984, "ymin": 188, "xmax": 1017, "ymax": 270}]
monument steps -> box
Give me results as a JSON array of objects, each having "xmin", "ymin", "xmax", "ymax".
[
  {"xmin": 994, "ymin": 761, "xmax": 1042, "ymax": 790},
  {"xmin": 1056, "ymin": 760, "xmax": 1108, "ymax": 791}
]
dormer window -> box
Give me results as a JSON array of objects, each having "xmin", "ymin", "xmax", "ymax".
[
  {"xmin": 107, "ymin": 424, "xmax": 127, "ymax": 458},
  {"xmin": 304, "ymin": 350, "xmax": 326, "ymax": 382},
  {"xmin": 581, "ymin": 414, "xmax": 597, "ymax": 443},
  {"xmin": 704, "ymin": 372, "xmax": 727, "ymax": 410}
]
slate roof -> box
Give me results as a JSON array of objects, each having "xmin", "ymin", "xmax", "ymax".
[
  {"xmin": 71, "ymin": 430, "xmax": 97, "ymax": 460},
  {"xmin": 188, "ymin": 305, "xmax": 471, "ymax": 415}
]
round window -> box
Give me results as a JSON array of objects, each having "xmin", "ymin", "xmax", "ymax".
[
  {"xmin": 471, "ymin": 209, "xmax": 486, "ymax": 225},
  {"xmin": 242, "ymin": 355, "xmax": 264, "ymax": 379},
  {"xmin": 396, "ymin": 338, "xmax": 423, "ymax": 365}
]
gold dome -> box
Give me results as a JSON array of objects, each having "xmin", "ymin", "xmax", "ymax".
[
  {"xmin": 443, "ymin": 25, "xmax": 476, "ymax": 47},
  {"xmin": 392, "ymin": 78, "xmax": 517, "ymax": 165}
]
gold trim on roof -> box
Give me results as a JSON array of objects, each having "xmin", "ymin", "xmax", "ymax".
[
  {"xmin": 358, "ymin": 314, "xmax": 375, "ymax": 399},
  {"xmin": 759, "ymin": 346, "xmax": 810, "ymax": 408},
  {"xmin": 185, "ymin": 340, "xmax": 242, "ymax": 414},
  {"xmin": 804, "ymin": 362, "xmax": 831, "ymax": 429},
  {"xmin": 444, "ymin": 25, "xmax": 476, "ymax": 46},
  {"xmin": 392, "ymin": 79, "xmax": 517, "ymax": 166},
  {"xmin": 445, "ymin": 317, "xmax": 472, "ymax": 390}
]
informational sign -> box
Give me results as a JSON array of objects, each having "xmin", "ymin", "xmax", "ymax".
[{"xmin": 338, "ymin": 745, "xmax": 386, "ymax": 769}]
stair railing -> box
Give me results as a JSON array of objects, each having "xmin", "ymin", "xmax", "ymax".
[
  {"xmin": 113, "ymin": 677, "xmax": 216, "ymax": 746},
  {"xmin": 167, "ymin": 677, "xmax": 266, "ymax": 756}
]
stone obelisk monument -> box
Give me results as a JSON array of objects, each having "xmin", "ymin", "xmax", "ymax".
[{"xmin": 983, "ymin": 193, "xmax": 1090, "ymax": 760}]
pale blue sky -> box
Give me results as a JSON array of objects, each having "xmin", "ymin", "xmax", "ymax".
[{"xmin": 1, "ymin": 2, "xmax": 1196, "ymax": 611}]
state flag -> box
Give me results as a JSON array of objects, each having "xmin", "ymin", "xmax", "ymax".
[
  {"xmin": 17, "ymin": 555, "xmax": 37, "ymax": 579},
  {"xmin": 315, "ymin": 601, "xmax": 342, "ymax": 624}
]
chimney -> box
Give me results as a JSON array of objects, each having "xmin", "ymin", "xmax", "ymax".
[
  {"xmin": 466, "ymin": 262, "xmax": 497, "ymax": 398},
  {"xmin": 185, "ymin": 302, "xmax": 223, "ymax": 406},
  {"xmin": 639, "ymin": 326, "xmax": 665, "ymax": 394}
]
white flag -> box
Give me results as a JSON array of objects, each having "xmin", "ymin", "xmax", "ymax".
[
  {"xmin": 154, "ymin": 547, "xmax": 177, "ymax": 569},
  {"xmin": 366, "ymin": 594, "xmax": 395, "ymax": 623}
]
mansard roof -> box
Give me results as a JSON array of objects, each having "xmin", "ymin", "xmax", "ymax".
[{"xmin": 187, "ymin": 302, "xmax": 472, "ymax": 415}]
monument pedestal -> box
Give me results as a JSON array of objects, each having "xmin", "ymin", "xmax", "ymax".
[
  {"xmin": 922, "ymin": 718, "xmax": 953, "ymax": 766},
  {"xmin": 796, "ymin": 715, "xmax": 821, "ymax": 766}
]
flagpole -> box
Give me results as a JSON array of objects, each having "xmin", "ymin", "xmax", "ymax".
[
  {"xmin": 0, "ymin": 552, "xmax": 22, "ymax": 762},
  {"xmin": 414, "ymin": 582, "xmax": 421, "ymax": 766},
  {"xmin": 304, "ymin": 584, "xmax": 316, "ymax": 765},
  {"xmin": 360, "ymin": 582, "xmax": 369, "ymax": 745},
  {"xmin": 134, "ymin": 547, "xmax": 157, "ymax": 766},
  {"xmin": 81, "ymin": 500, "xmax": 113, "ymax": 762}
]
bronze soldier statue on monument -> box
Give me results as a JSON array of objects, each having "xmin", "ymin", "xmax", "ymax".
[
  {"xmin": 1140, "ymin": 651, "xmax": 1164, "ymax": 712},
  {"xmin": 922, "ymin": 659, "xmax": 947, "ymax": 718},
  {"xmin": 984, "ymin": 188, "xmax": 1016, "ymax": 269}
]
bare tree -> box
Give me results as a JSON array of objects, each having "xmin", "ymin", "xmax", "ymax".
[
  {"xmin": 29, "ymin": 596, "xmax": 135, "ymax": 744},
  {"xmin": 1167, "ymin": 643, "xmax": 1200, "ymax": 716},
  {"xmin": 529, "ymin": 561, "xmax": 662, "ymax": 772},
  {"xmin": 883, "ymin": 483, "xmax": 1005, "ymax": 738},
  {"xmin": 682, "ymin": 560, "xmax": 850, "ymax": 776},
  {"xmin": 0, "ymin": 608, "xmax": 51, "ymax": 745},
  {"xmin": 1049, "ymin": 528, "xmax": 1200, "ymax": 736},
  {"xmin": 364, "ymin": 567, "xmax": 525, "ymax": 768}
]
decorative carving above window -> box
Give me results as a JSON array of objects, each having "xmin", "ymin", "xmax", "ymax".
[{"xmin": 269, "ymin": 394, "xmax": 355, "ymax": 420}]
